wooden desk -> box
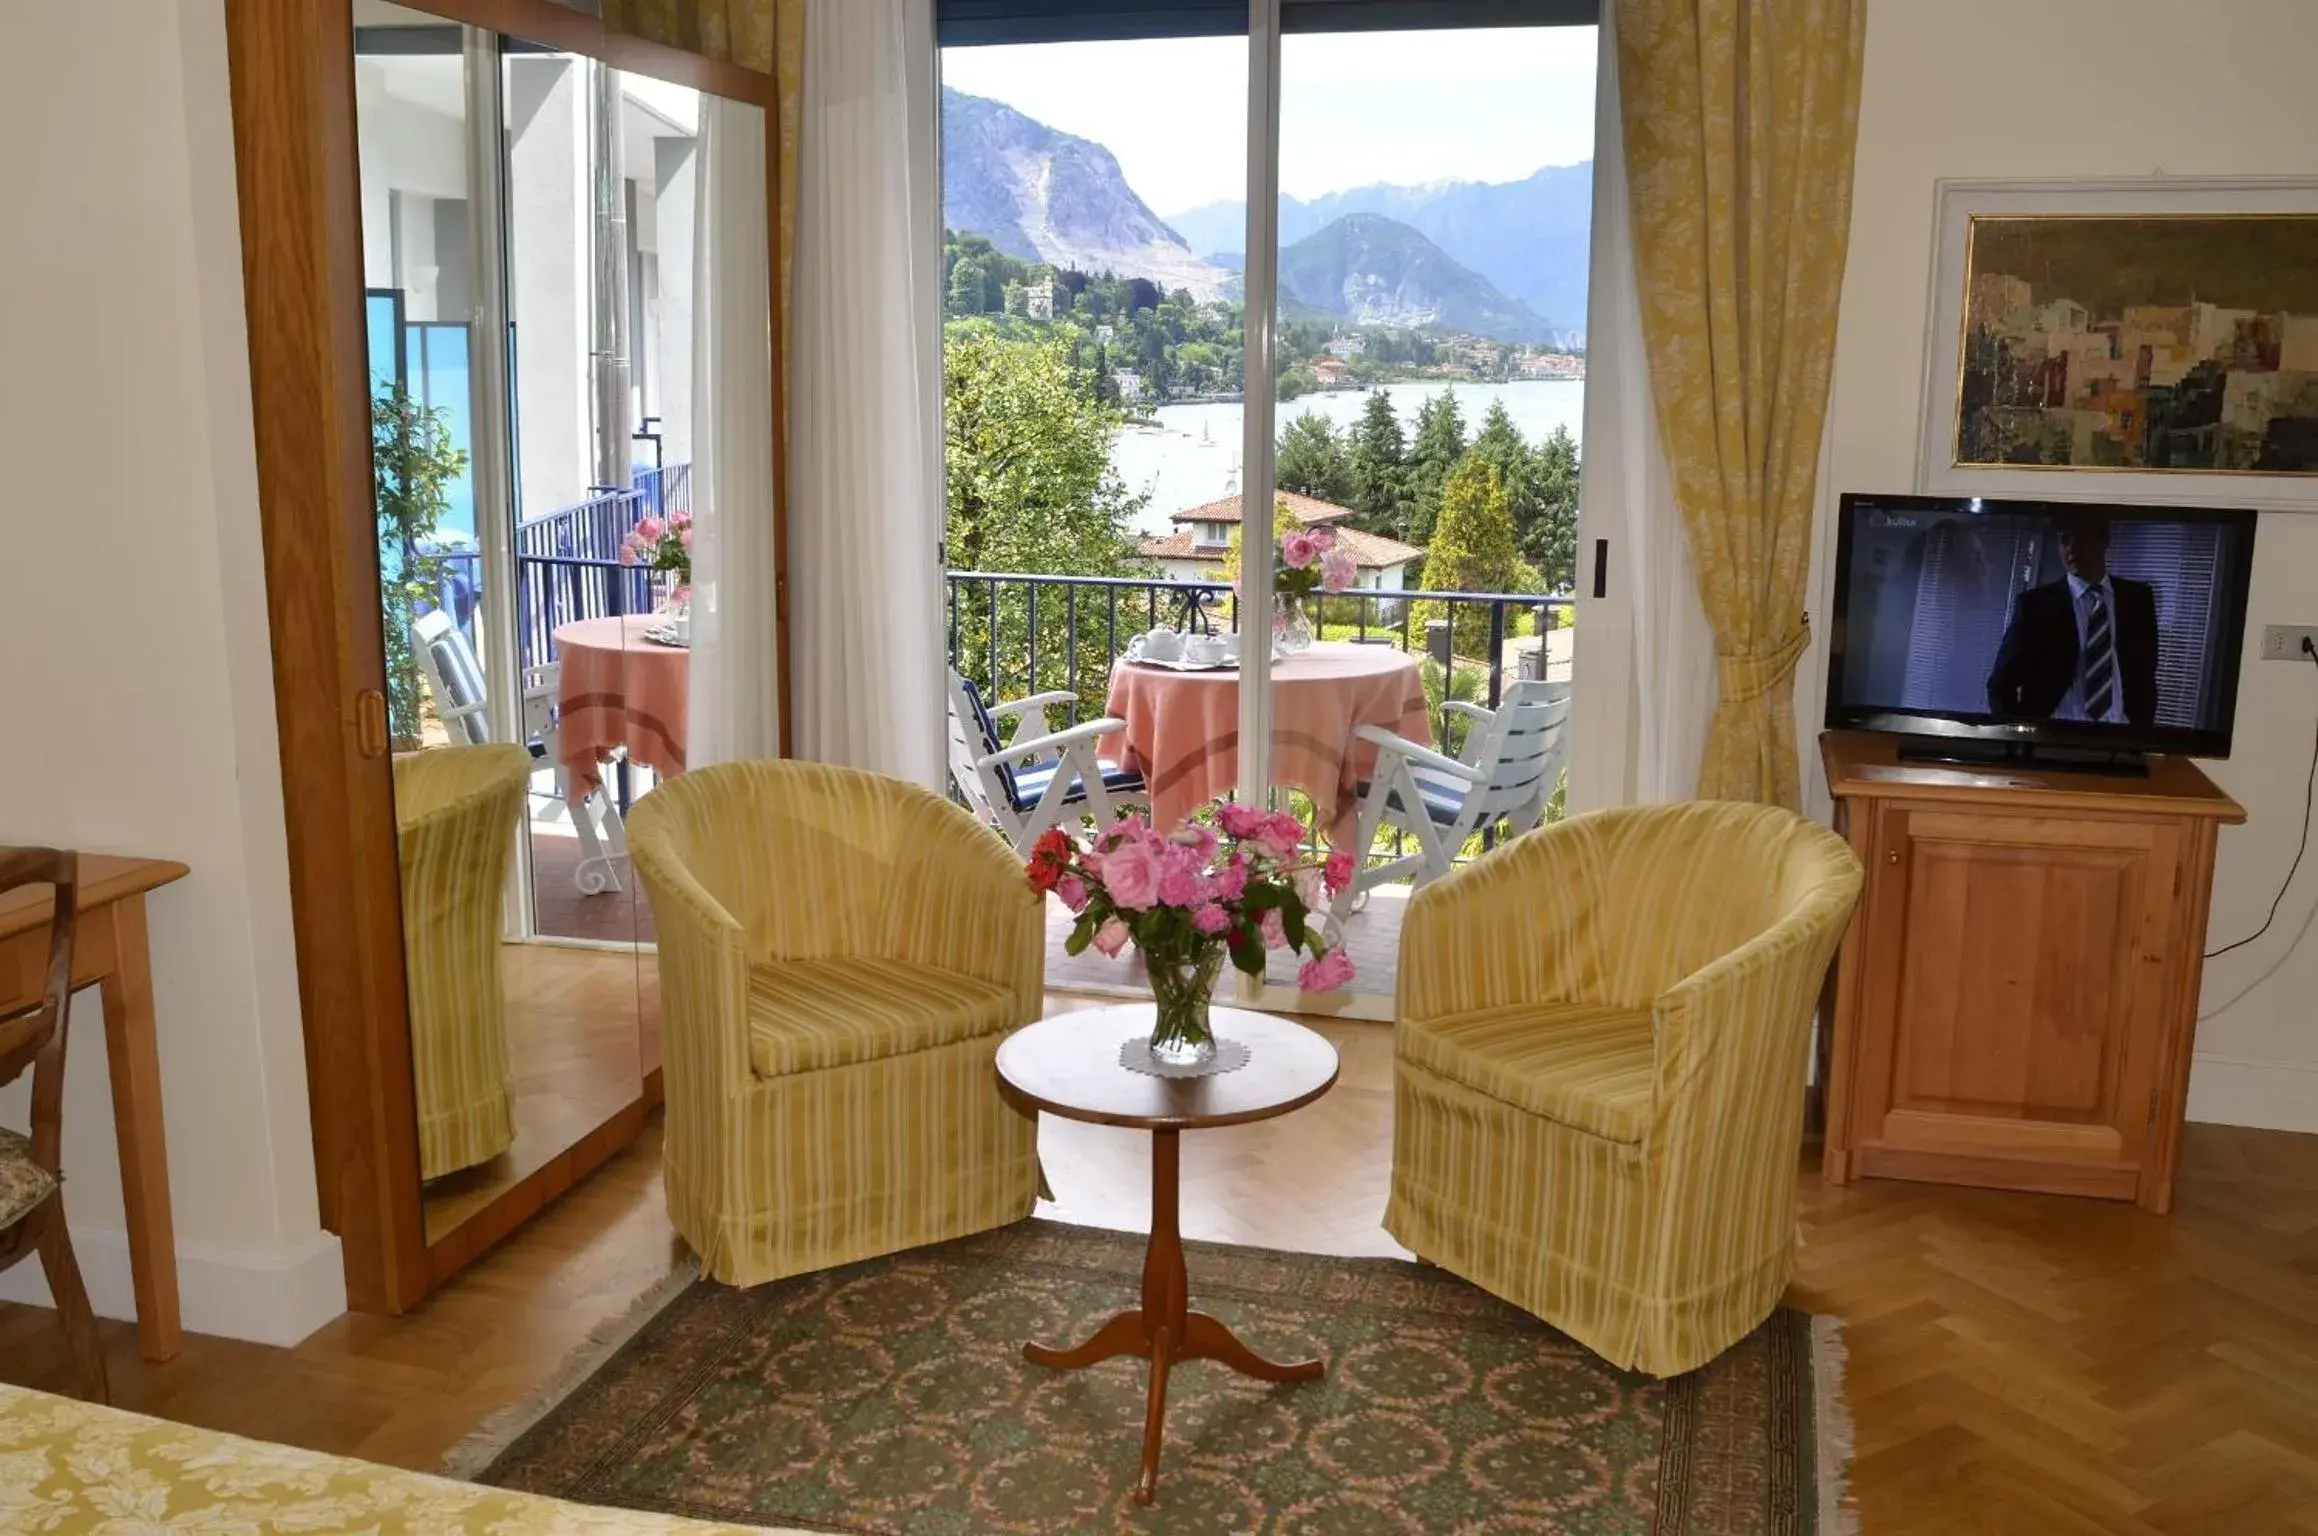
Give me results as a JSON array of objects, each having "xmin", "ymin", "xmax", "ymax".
[
  {"xmin": 0, "ymin": 855, "xmax": 188, "ymax": 1360},
  {"xmin": 1819, "ymin": 732, "xmax": 2243, "ymax": 1213}
]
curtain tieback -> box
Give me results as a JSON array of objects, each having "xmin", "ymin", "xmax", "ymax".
[{"xmin": 1716, "ymin": 619, "xmax": 1812, "ymax": 706}]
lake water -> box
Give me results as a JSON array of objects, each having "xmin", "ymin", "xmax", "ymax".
[{"xmin": 1112, "ymin": 377, "xmax": 1586, "ymax": 536}]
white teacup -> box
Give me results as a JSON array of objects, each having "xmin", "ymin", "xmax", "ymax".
[
  {"xmin": 1141, "ymin": 627, "xmax": 1184, "ymax": 662},
  {"xmin": 1184, "ymin": 634, "xmax": 1225, "ymax": 665},
  {"xmin": 1215, "ymin": 631, "xmax": 1242, "ymax": 662}
]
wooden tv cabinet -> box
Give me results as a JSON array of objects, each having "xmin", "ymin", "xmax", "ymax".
[{"xmin": 1818, "ymin": 730, "xmax": 2243, "ymax": 1213}]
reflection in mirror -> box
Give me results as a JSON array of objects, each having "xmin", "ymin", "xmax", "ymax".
[{"xmin": 354, "ymin": 1, "xmax": 655, "ymax": 1243}]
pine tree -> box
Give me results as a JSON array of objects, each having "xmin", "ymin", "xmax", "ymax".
[
  {"xmin": 1348, "ymin": 390, "xmax": 1409, "ymax": 536},
  {"xmin": 1527, "ymin": 424, "xmax": 1581, "ymax": 594},
  {"xmin": 1413, "ymin": 453, "xmax": 1537, "ymax": 659},
  {"xmin": 1276, "ymin": 412, "xmax": 1355, "ymax": 505},
  {"xmin": 1405, "ymin": 389, "xmax": 1468, "ymax": 547}
]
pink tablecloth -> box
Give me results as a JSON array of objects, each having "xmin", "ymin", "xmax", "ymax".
[
  {"xmin": 555, "ymin": 615, "xmax": 689, "ymax": 800},
  {"xmin": 1103, "ymin": 642, "xmax": 1431, "ymax": 839}
]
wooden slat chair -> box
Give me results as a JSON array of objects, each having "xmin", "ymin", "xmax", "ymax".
[
  {"xmin": 412, "ymin": 607, "xmax": 627, "ymax": 896},
  {"xmin": 944, "ymin": 668, "xmax": 1147, "ymax": 853},
  {"xmin": 0, "ymin": 847, "xmax": 107, "ymax": 1402},
  {"xmin": 1330, "ymin": 679, "xmax": 1572, "ymax": 937}
]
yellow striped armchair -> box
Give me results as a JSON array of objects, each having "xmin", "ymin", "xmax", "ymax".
[
  {"xmin": 627, "ymin": 761, "xmax": 1044, "ymax": 1287},
  {"xmin": 1386, "ymin": 800, "xmax": 1863, "ymax": 1377},
  {"xmin": 393, "ymin": 743, "xmax": 532, "ymax": 1180}
]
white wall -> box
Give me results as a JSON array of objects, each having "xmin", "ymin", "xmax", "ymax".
[
  {"xmin": 1801, "ymin": 0, "xmax": 2318, "ymax": 1132},
  {"xmin": 0, "ymin": 1, "xmax": 344, "ymax": 1341}
]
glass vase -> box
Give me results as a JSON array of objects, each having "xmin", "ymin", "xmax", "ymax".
[
  {"xmin": 1276, "ymin": 594, "xmax": 1315, "ymax": 654},
  {"xmin": 1146, "ymin": 943, "xmax": 1227, "ymax": 1068}
]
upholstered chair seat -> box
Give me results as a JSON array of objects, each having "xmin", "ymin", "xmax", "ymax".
[
  {"xmin": 1386, "ymin": 800, "xmax": 1864, "ymax": 1378},
  {"xmin": 629, "ymin": 760, "xmax": 1043, "ymax": 1288}
]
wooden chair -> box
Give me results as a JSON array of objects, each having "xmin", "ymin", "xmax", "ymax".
[
  {"xmin": 412, "ymin": 608, "xmax": 627, "ymax": 895},
  {"xmin": 0, "ymin": 848, "xmax": 108, "ymax": 1402}
]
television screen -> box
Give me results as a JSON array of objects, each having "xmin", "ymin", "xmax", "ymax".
[{"xmin": 1827, "ymin": 494, "xmax": 2256, "ymax": 758}]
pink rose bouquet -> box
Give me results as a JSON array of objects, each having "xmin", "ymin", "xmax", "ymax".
[
  {"xmin": 1275, "ymin": 521, "xmax": 1356, "ymax": 602},
  {"xmin": 618, "ymin": 506, "xmax": 694, "ymax": 587}
]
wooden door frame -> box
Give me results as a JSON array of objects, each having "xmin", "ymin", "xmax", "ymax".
[{"xmin": 224, "ymin": 0, "xmax": 788, "ymax": 1313}]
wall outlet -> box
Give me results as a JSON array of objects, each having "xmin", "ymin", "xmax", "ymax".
[{"xmin": 2258, "ymin": 624, "xmax": 2318, "ymax": 661}]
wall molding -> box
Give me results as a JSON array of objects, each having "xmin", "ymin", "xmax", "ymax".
[
  {"xmin": 0, "ymin": 1228, "xmax": 345, "ymax": 1348},
  {"xmin": 2186, "ymin": 1052, "xmax": 2318, "ymax": 1135}
]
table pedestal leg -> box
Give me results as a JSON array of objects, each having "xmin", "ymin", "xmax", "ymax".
[{"xmin": 1022, "ymin": 1128, "xmax": 1324, "ymax": 1506}]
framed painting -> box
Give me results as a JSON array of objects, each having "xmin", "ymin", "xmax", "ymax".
[{"xmin": 1918, "ymin": 179, "xmax": 2318, "ymax": 511}]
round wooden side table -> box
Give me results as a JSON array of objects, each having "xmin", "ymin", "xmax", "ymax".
[{"xmin": 993, "ymin": 1004, "xmax": 1340, "ymax": 1507}]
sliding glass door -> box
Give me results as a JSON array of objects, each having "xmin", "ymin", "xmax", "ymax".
[{"xmin": 937, "ymin": 0, "xmax": 1615, "ymax": 1016}]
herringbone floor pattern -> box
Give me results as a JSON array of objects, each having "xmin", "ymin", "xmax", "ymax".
[{"xmin": 0, "ymin": 1006, "xmax": 2312, "ymax": 1532}]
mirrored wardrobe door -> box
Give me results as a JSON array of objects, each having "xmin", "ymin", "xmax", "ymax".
[{"xmin": 351, "ymin": 0, "xmax": 646, "ymax": 1250}]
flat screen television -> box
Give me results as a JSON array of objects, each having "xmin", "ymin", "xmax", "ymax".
[{"xmin": 1825, "ymin": 493, "xmax": 2257, "ymax": 767}]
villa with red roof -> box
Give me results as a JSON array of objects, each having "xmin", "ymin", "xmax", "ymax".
[{"xmin": 1137, "ymin": 489, "xmax": 1425, "ymax": 595}]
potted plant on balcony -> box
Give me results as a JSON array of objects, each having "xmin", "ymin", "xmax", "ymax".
[
  {"xmin": 1027, "ymin": 804, "xmax": 1357, "ymax": 1067},
  {"xmin": 371, "ymin": 379, "xmax": 467, "ymax": 750},
  {"xmin": 1275, "ymin": 521, "xmax": 1359, "ymax": 651}
]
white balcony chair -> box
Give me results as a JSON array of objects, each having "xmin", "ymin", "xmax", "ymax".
[
  {"xmin": 1329, "ymin": 679, "xmax": 1572, "ymax": 937},
  {"xmin": 410, "ymin": 609, "xmax": 627, "ymax": 896},
  {"xmin": 944, "ymin": 668, "xmax": 1147, "ymax": 854}
]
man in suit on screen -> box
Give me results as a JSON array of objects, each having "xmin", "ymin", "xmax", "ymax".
[{"xmin": 1985, "ymin": 516, "xmax": 2160, "ymax": 727}]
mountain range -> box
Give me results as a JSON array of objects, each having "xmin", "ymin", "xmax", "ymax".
[
  {"xmin": 940, "ymin": 87, "xmax": 1228, "ymax": 302},
  {"xmin": 1278, "ymin": 214, "xmax": 1546, "ymax": 342},
  {"xmin": 1166, "ymin": 163, "xmax": 1594, "ymax": 336}
]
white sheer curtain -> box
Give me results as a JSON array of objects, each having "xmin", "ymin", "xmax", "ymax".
[
  {"xmin": 686, "ymin": 95, "xmax": 781, "ymax": 767},
  {"xmin": 1583, "ymin": 6, "xmax": 1717, "ymax": 803},
  {"xmin": 787, "ymin": 0, "xmax": 946, "ymax": 787}
]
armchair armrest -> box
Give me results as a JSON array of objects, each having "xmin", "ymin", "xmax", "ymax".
[
  {"xmin": 987, "ymin": 689, "xmax": 1079, "ymax": 721},
  {"xmin": 1354, "ymin": 724, "xmax": 1487, "ymax": 783},
  {"xmin": 978, "ymin": 718, "xmax": 1130, "ymax": 769},
  {"xmin": 624, "ymin": 821, "xmax": 753, "ymax": 1104},
  {"xmin": 1440, "ymin": 700, "xmax": 1495, "ymax": 725}
]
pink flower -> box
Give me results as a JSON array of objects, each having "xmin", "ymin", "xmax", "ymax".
[
  {"xmin": 1192, "ymin": 903, "xmax": 1231, "ymax": 936},
  {"xmin": 618, "ymin": 541, "xmax": 640, "ymax": 567},
  {"xmin": 1323, "ymin": 848, "xmax": 1356, "ymax": 896},
  {"xmin": 1100, "ymin": 837, "xmax": 1163, "ymax": 910},
  {"xmin": 1057, "ymin": 874, "xmax": 1089, "ymax": 912},
  {"xmin": 1281, "ymin": 529, "xmax": 1319, "ymax": 569},
  {"xmin": 1256, "ymin": 812, "xmax": 1305, "ymax": 861},
  {"xmin": 679, "ymin": 526, "xmax": 694, "ymax": 550},
  {"xmin": 1095, "ymin": 814, "xmax": 1149, "ymax": 852},
  {"xmin": 1211, "ymin": 853, "xmax": 1250, "ymax": 902},
  {"xmin": 1260, "ymin": 909, "xmax": 1288, "ymax": 950},
  {"xmin": 1292, "ymin": 865, "xmax": 1323, "ymax": 908},
  {"xmin": 1156, "ymin": 845, "xmax": 1205, "ymax": 908},
  {"xmin": 1169, "ymin": 822, "xmax": 1219, "ymax": 863},
  {"xmin": 1216, "ymin": 801, "xmax": 1269, "ymax": 841},
  {"xmin": 636, "ymin": 516, "xmax": 667, "ymax": 543},
  {"xmin": 1309, "ymin": 525, "xmax": 1338, "ymax": 551},
  {"xmin": 1299, "ymin": 947, "xmax": 1356, "ymax": 992},
  {"xmin": 1320, "ymin": 548, "xmax": 1357, "ymax": 594},
  {"xmin": 1092, "ymin": 916, "xmax": 1131, "ymax": 957},
  {"xmin": 670, "ymin": 509, "xmax": 692, "ymax": 528}
]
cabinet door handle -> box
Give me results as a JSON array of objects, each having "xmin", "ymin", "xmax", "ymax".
[
  {"xmin": 1885, "ymin": 847, "xmax": 1902, "ymax": 865},
  {"xmin": 356, "ymin": 690, "xmax": 389, "ymax": 760}
]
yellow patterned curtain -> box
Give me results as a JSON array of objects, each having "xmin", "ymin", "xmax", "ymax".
[
  {"xmin": 602, "ymin": 0, "xmax": 805, "ymax": 312},
  {"xmin": 1617, "ymin": 0, "xmax": 1866, "ymax": 808}
]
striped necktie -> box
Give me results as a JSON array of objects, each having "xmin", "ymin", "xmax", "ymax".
[{"xmin": 2081, "ymin": 586, "xmax": 2116, "ymax": 722}]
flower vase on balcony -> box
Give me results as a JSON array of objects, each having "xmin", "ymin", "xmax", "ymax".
[
  {"xmin": 1025, "ymin": 802, "xmax": 1361, "ymax": 1074},
  {"xmin": 1271, "ymin": 507, "xmax": 1356, "ymax": 656},
  {"xmin": 620, "ymin": 510, "xmax": 694, "ymax": 641}
]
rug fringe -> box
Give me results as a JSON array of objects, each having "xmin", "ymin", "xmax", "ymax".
[
  {"xmin": 1811, "ymin": 1313, "xmax": 1860, "ymax": 1536},
  {"xmin": 441, "ymin": 1257, "xmax": 701, "ymax": 1481}
]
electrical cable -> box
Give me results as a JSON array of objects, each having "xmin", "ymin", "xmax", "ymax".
[{"xmin": 2204, "ymin": 637, "xmax": 2318, "ymax": 961}]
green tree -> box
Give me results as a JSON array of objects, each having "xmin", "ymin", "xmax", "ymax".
[
  {"xmin": 1526, "ymin": 424, "xmax": 1581, "ymax": 593},
  {"xmin": 371, "ymin": 379, "xmax": 467, "ymax": 749},
  {"xmin": 1347, "ymin": 390, "xmax": 1411, "ymax": 536},
  {"xmin": 1412, "ymin": 454, "xmax": 1538, "ymax": 659},
  {"xmin": 944, "ymin": 329, "xmax": 1150, "ymax": 714},
  {"xmin": 1275, "ymin": 412, "xmax": 1355, "ymax": 506},
  {"xmin": 1405, "ymin": 389, "xmax": 1468, "ymax": 546}
]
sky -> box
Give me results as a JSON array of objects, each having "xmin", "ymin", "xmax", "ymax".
[{"xmin": 938, "ymin": 27, "xmax": 1598, "ymax": 215}]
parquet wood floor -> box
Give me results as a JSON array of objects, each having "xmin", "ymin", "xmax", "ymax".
[{"xmin": 2, "ymin": 1003, "xmax": 2313, "ymax": 1532}]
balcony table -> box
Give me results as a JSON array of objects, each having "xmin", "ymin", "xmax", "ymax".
[
  {"xmin": 553, "ymin": 614, "xmax": 689, "ymax": 801},
  {"xmin": 0, "ymin": 853, "xmax": 188, "ymax": 1361},
  {"xmin": 1102, "ymin": 640, "xmax": 1429, "ymax": 840}
]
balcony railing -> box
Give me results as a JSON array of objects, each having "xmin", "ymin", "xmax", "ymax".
[
  {"xmin": 415, "ymin": 463, "xmax": 693, "ymax": 672},
  {"xmin": 943, "ymin": 570, "xmax": 1572, "ymax": 760}
]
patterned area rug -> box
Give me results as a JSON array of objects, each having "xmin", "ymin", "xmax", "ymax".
[{"xmin": 472, "ymin": 1221, "xmax": 1842, "ymax": 1534}]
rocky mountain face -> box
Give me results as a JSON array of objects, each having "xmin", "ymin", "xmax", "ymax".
[
  {"xmin": 1277, "ymin": 214, "xmax": 1547, "ymax": 342},
  {"xmin": 1168, "ymin": 162, "xmax": 1593, "ymax": 335},
  {"xmin": 940, "ymin": 88, "xmax": 1228, "ymax": 301}
]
